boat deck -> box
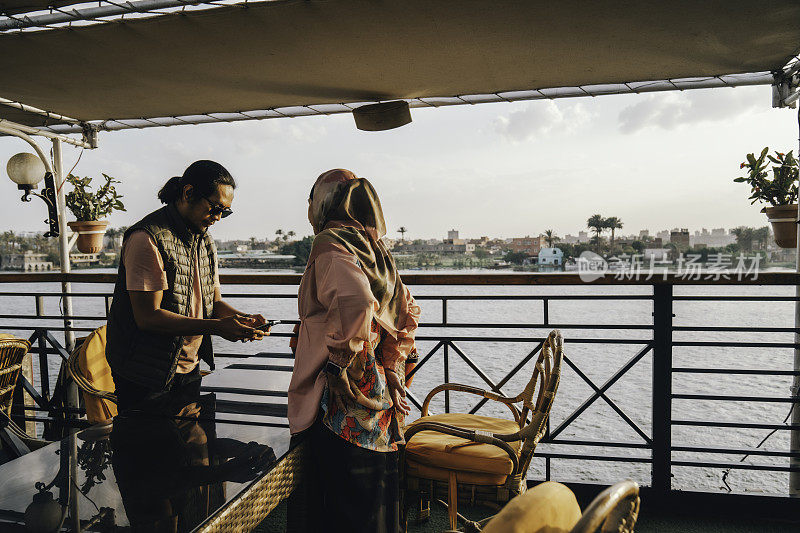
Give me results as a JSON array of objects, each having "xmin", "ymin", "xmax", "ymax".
[
  {"xmin": 252, "ymin": 498, "xmax": 800, "ymax": 532},
  {"xmin": 2, "ymin": 272, "xmax": 800, "ymax": 532}
]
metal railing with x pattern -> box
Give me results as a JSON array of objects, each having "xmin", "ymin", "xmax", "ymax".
[{"xmin": 2, "ymin": 272, "xmax": 800, "ymax": 499}]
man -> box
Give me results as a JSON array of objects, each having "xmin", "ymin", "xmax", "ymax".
[{"xmin": 107, "ymin": 160, "xmax": 268, "ymax": 412}]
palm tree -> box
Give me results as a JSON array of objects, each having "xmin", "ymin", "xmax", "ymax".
[
  {"xmin": 287, "ymin": 230, "xmax": 296, "ymax": 241},
  {"xmin": 275, "ymin": 229, "xmax": 283, "ymax": 244},
  {"xmin": 2, "ymin": 231, "xmax": 17, "ymax": 253},
  {"xmin": 753, "ymin": 226, "xmax": 770, "ymax": 250},
  {"xmin": 604, "ymin": 217, "xmax": 624, "ymax": 247},
  {"xmin": 731, "ymin": 226, "xmax": 755, "ymax": 252},
  {"xmin": 398, "ymin": 227, "xmax": 408, "ymax": 242},
  {"xmin": 587, "ymin": 214, "xmax": 605, "ymax": 250},
  {"xmin": 544, "ymin": 229, "xmax": 560, "ymax": 248}
]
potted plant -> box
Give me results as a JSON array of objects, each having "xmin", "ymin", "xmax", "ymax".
[
  {"xmin": 735, "ymin": 148, "xmax": 798, "ymax": 248},
  {"xmin": 65, "ymin": 173, "xmax": 126, "ymax": 253}
]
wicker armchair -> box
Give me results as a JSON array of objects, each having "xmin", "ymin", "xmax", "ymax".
[
  {"xmin": 481, "ymin": 480, "xmax": 640, "ymax": 533},
  {"xmin": 0, "ymin": 335, "xmax": 31, "ymax": 418},
  {"xmin": 403, "ymin": 330, "xmax": 563, "ymax": 531}
]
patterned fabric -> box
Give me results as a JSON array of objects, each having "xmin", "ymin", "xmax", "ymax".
[{"xmin": 321, "ymin": 320, "xmax": 406, "ymax": 452}]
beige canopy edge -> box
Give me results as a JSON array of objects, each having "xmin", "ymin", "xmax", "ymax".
[{"xmin": 1, "ymin": 0, "xmax": 799, "ymax": 134}]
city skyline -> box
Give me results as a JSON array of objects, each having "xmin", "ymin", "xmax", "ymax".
[{"xmin": 0, "ymin": 85, "xmax": 796, "ymax": 241}]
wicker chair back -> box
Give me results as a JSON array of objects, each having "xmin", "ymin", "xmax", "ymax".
[{"xmin": 0, "ymin": 335, "xmax": 31, "ymax": 417}]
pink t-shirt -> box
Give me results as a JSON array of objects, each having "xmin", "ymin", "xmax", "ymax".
[{"xmin": 121, "ymin": 230, "xmax": 220, "ymax": 374}]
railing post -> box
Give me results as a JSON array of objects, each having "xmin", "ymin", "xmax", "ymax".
[
  {"xmin": 652, "ymin": 283, "xmax": 673, "ymax": 496},
  {"xmin": 443, "ymin": 298, "xmax": 449, "ymax": 413},
  {"xmin": 35, "ymin": 297, "xmax": 50, "ymax": 400}
]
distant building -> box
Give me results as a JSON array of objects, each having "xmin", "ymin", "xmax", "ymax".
[
  {"xmin": 1, "ymin": 252, "xmax": 53, "ymax": 271},
  {"xmin": 394, "ymin": 241, "xmax": 474, "ymax": 254},
  {"xmin": 639, "ymin": 229, "xmax": 650, "ymax": 239},
  {"xmin": 690, "ymin": 227, "xmax": 735, "ymax": 248},
  {"xmin": 469, "ymin": 236, "xmax": 490, "ymax": 246},
  {"xmin": 447, "ymin": 229, "xmax": 459, "ymax": 241},
  {"xmin": 538, "ymin": 247, "xmax": 564, "ymax": 266},
  {"xmin": 70, "ymin": 253, "xmax": 102, "ymax": 267},
  {"xmin": 217, "ymin": 250, "xmax": 296, "ymax": 268},
  {"xmin": 670, "ymin": 228, "xmax": 690, "ymax": 251},
  {"xmin": 510, "ymin": 235, "xmax": 546, "ymax": 256},
  {"xmin": 577, "ymin": 231, "xmax": 590, "ymax": 243}
]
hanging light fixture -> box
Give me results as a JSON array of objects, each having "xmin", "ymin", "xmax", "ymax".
[
  {"xmin": 7, "ymin": 152, "xmax": 45, "ymax": 196},
  {"xmin": 6, "ymin": 152, "xmax": 60, "ymax": 237},
  {"xmin": 353, "ymin": 100, "xmax": 412, "ymax": 131}
]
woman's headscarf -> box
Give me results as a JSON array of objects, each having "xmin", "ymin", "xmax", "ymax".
[{"xmin": 308, "ymin": 169, "xmax": 407, "ymax": 337}]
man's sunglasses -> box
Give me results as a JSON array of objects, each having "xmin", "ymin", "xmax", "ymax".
[{"xmin": 202, "ymin": 196, "xmax": 233, "ymax": 218}]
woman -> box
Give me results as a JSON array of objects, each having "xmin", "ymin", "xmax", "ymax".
[{"xmin": 288, "ymin": 169, "xmax": 420, "ymax": 533}]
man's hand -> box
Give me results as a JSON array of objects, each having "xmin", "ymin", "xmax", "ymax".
[
  {"xmin": 241, "ymin": 313, "xmax": 267, "ymax": 328},
  {"xmin": 214, "ymin": 315, "xmax": 257, "ymax": 342},
  {"xmin": 238, "ymin": 314, "xmax": 271, "ymax": 342},
  {"xmin": 385, "ymin": 369, "xmax": 411, "ymax": 416}
]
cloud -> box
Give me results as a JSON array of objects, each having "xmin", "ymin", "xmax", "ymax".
[
  {"xmin": 618, "ymin": 88, "xmax": 763, "ymax": 134},
  {"xmin": 493, "ymin": 101, "xmax": 591, "ymax": 142}
]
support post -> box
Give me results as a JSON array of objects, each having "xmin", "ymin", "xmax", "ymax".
[
  {"xmin": 442, "ymin": 298, "xmax": 449, "ymax": 413},
  {"xmin": 52, "ymin": 138, "xmax": 80, "ymax": 529},
  {"xmin": 652, "ymin": 283, "xmax": 673, "ymax": 496},
  {"xmin": 791, "ymin": 106, "xmax": 800, "ymax": 496},
  {"xmin": 35, "ymin": 297, "xmax": 50, "ymax": 400}
]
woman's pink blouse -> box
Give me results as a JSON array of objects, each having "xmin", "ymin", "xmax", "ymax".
[{"xmin": 287, "ymin": 245, "xmax": 420, "ymax": 435}]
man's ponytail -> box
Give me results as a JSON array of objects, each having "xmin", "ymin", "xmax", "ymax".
[{"xmin": 157, "ymin": 176, "xmax": 183, "ymax": 204}]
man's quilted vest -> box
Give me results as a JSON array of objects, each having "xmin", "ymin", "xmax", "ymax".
[{"xmin": 106, "ymin": 204, "xmax": 217, "ymax": 390}]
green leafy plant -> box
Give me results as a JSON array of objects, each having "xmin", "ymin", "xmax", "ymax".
[
  {"xmin": 734, "ymin": 148, "xmax": 798, "ymax": 207},
  {"xmin": 65, "ymin": 173, "xmax": 126, "ymax": 221}
]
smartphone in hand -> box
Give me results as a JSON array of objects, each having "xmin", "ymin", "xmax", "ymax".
[{"xmin": 254, "ymin": 319, "xmax": 282, "ymax": 335}]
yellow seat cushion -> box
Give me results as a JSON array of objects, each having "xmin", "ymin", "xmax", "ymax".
[
  {"xmin": 482, "ymin": 481, "xmax": 581, "ymax": 533},
  {"xmin": 405, "ymin": 413, "xmax": 521, "ymax": 483}
]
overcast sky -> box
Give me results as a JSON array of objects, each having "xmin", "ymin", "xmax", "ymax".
[{"xmin": 1, "ymin": 85, "xmax": 798, "ymax": 241}]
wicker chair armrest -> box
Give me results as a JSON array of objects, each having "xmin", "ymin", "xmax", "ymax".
[
  {"xmin": 405, "ymin": 420, "xmax": 520, "ymax": 475},
  {"xmin": 67, "ymin": 344, "xmax": 118, "ymax": 405},
  {"xmin": 421, "ymin": 383, "xmax": 520, "ymax": 422},
  {"xmin": 570, "ymin": 480, "xmax": 640, "ymax": 533}
]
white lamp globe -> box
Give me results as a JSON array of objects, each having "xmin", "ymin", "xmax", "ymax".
[{"xmin": 7, "ymin": 152, "xmax": 45, "ymax": 188}]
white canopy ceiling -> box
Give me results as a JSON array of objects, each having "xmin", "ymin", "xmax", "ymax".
[{"xmin": 1, "ymin": 0, "xmax": 798, "ymax": 134}]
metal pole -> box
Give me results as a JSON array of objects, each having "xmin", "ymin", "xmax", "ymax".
[
  {"xmin": 791, "ymin": 106, "xmax": 800, "ymax": 496},
  {"xmin": 52, "ymin": 139, "xmax": 80, "ymax": 529},
  {"xmin": 52, "ymin": 139, "xmax": 74, "ymax": 352},
  {"xmin": 652, "ymin": 283, "xmax": 673, "ymax": 497}
]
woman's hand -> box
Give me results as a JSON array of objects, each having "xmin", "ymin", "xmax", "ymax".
[
  {"xmin": 327, "ymin": 370, "xmax": 358, "ymax": 411},
  {"xmin": 385, "ymin": 369, "xmax": 411, "ymax": 416},
  {"xmin": 327, "ymin": 367, "xmax": 386, "ymax": 411}
]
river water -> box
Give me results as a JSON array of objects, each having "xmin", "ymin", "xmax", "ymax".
[{"xmin": 1, "ymin": 268, "xmax": 797, "ymax": 496}]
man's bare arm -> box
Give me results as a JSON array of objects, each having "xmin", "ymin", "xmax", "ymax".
[{"xmin": 129, "ymin": 290, "xmax": 255, "ymax": 341}]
